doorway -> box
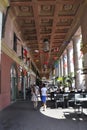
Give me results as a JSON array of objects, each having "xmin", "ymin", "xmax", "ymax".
[{"xmin": 10, "ymin": 64, "xmax": 18, "ymax": 101}]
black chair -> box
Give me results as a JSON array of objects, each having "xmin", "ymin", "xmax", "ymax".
[
  {"xmin": 54, "ymin": 93, "xmax": 64, "ymax": 108},
  {"xmin": 67, "ymin": 93, "xmax": 75, "ymax": 107},
  {"xmin": 74, "ymin": 93, "xmax": 83, "ymax": 113}
]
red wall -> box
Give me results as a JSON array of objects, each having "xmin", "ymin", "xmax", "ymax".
[
  {"xmin": 0, "ymin": 9, "xmax": 15, "ymax": 110},
  {"xmin": 0, "ymin": 52, "xmax": 13, "ymax": 110}
]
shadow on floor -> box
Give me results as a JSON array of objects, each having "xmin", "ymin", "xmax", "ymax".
[{"xmin": 0, "ymin": 100, "xmax": 87, "ymax": 130}]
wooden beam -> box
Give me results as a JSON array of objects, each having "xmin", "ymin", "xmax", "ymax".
[
  {"xmin": 10, "ymin": 1, "xmax": 32, "ymax": 6},
  {"xmin": 65, "ymin": 1, "xmax": 86, "ymax": 41},
  {"xmin": 58, "ymin": 0, "xmax": 87, "ymax": 57}
]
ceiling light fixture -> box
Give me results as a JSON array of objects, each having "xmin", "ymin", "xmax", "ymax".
[
  {"xmin": 35, "ymin": 50, "xmax": 39, "ymax": 53},
  {"xmin": 43, "ymin": 38, "xmax": 49, "ymax": 52}
]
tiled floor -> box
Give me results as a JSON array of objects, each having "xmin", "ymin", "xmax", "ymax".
[
  {"xmin": 0, "ymin": 100, "xmax": 87, "ymax": 130},
  {"xmin": 40, "ymin": 106, "xmax": 87, "ymax": 120}
]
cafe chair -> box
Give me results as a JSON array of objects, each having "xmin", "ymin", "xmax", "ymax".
[
  {"xmin": 54, "ymin": 93, "xmax": 64, "ymax": 108},
  {"xmin": 67, "ymin": 93, "xmax": 75, "ymax": 107},
  {"xmin": 74, "ymin": 93, "xmax": 83, "ymax": 113}
]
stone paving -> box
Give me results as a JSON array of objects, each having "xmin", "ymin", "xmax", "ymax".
[{"xmin": 0, "ymin": 100, "xmax": 87, "ymax": 130}]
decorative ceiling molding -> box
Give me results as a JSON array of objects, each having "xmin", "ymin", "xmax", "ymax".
[{"xmin": 8, "ymin": 0, "xmax": 86, "ymax": 78}]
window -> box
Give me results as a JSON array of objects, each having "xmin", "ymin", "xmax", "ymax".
[{"xmin": 13, "ymin": 33, "xmax": 17, "ymax": 52}]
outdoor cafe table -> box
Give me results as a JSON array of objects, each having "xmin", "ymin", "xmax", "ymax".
[
  {"xmin": 76, "ymin": 97, "xmax": 87, "ymax": 102},
  {"xmin": 75, "ymin": 97, "xmax": 87, "ymax": 112}
]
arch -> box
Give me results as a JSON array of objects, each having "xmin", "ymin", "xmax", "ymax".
[{"xmin": 10, "ymin": 63, "xmax": 18, "ymax": 101}]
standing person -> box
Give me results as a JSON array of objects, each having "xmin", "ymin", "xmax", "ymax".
[
  {"xmin": 31, "ymin": 85, "xmax": 39, "ymax": 109},
  {"xmin": 41, "ymin": 84, "xmax": 47, "ymax": 111},
  {"xmin": 35, "ymin": 85, "xmax": 39, "ymax": 98}
]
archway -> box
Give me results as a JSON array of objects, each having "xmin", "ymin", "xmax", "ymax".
[{"xmin": 10, "ymin": 63, "xmax": 18, "ymax": 101}]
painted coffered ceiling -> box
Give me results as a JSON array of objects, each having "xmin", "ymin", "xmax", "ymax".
[{"xmin": 9, "ymin": 0, "xmax": 85, "ymax": 78}]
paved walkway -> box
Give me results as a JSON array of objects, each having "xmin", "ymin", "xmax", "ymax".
[{"xmin": 0, "ymin": 100, "xmax": 87, "ymax": 130}]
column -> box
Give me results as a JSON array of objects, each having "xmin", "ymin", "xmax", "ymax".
[
  {"xmin": 63, "ymin": 52, "xmax": 68, "ymax": 76},
  {"xmin": 60, "ymin": 56, "xmax": 63, "ymax": 77},
  {"xmin": 67, "ymin": 41, "xmax": 74, "ymax": 75},
  {"xmin": 72, "ymin": 35, "xmax": 83, "ymax": 89},
  {"xmin": 58, "ymin": 59, "xmax": 61, "ymax": 77},
  {"xmin": 67, "ymin": 46, "xmax": 71, "ymax": 75},
  {"xmin": 54, "ymin": 60, "xmax": 58, "ymax": 78}
]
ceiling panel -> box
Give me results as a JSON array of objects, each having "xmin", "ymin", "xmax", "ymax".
[{"xmin": 10, "ymin": 0, "xmax": 84, "ymax": 78}]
